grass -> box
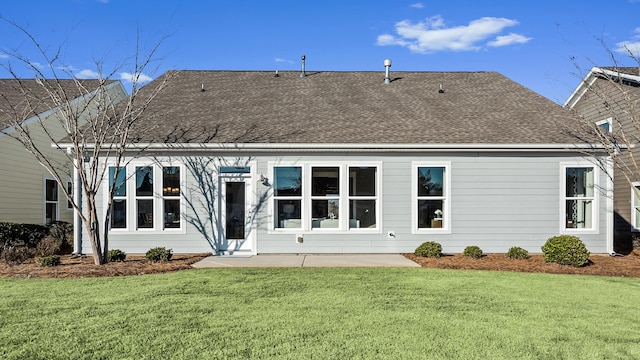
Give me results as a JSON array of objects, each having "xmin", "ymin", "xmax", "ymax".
[{"xmin": 2, "ymin": 268, "xmax": 640, "ymax": 359}]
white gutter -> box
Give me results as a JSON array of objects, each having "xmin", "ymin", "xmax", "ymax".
[{"xmin": 56, "ymin": 142, "xmax": 610, "ymax": 153}]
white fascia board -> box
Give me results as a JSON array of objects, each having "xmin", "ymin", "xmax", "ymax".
[
  {"xmin": 62, "ymin": 142, "xmax": 611, "ymax": 153},
  {"xmin": 564, "ymin": 67, "xmax": 640, "ymax": 109}
]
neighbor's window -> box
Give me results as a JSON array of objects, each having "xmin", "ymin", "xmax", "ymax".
[
  {"xmin": 162, "ymin": 166, "xmax": 181, "ymax": 229},
  {"xmin": 274, "ymin": 166, "xmax": 302, "ymax": 229},
  {"xmin": 415, "ymin": 165, "xmax": 448, "ymax": 230},
  {"xmin": 564, "ymin": 167, "xmax": 595, "ymax": 229},
  {"xmin": 135, "ymin": 166, "xmax": 154, "ymax": 229},
  {"xmin": 596, "ymin": 118, "xmax": 612, "ymax": 132},
  {"xmin": 311, "ymin": 167, "xmax": 340, "ymax": 229},
  {"xmin": 109, "ymin": 167, "xmax": 127, "ymax": 229},
  {"xmin": 66, "ymin": 180, "xmax": 73, "ymax": 210},
  {"xmin": 348, "ymin": 166, "xmax": 377, "ymax": 229},
  {"xmin": 632, "ymin": 183, "xmax": 640, "ymax": 231},
  {"xmin": 44, "ymin": 178, "xmax": 58, "ymax": 224}
]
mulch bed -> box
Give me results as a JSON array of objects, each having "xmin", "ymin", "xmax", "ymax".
[{"xmin": 1, "ymin": 252, "xmax": 639, "ymax": 278}]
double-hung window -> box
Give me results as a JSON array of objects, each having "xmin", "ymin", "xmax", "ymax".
[
  {"xmin": 273, "ymin": 166, "xmax": 303, "ymax": 229},
  {"xmin": 632, "ymin": 183, "xmax": 640, "ymax": 232},
  {"xmin": 135, "ymin": 166, "xmax": 154, "ymax": 229},
  {"xmin": 44, "ymin": 178, "xmax": 58, "ymax": 224},
  {"xmin": 272, "ymin": 163, "xmax": 379, "ymax": 231},
  {"xmin": 563, "ymin": 165, "xmax": 596, "ymax": 231},
  {"xmin": 109, "ymin": 167, "xmax": 127, "ymax": 229},
  {"xmin": 413, "ymin": 163, "xmax": 450, "ymax": 232},
  {"xmin": 162, "ymin": 167, "xmax": 181, "ymax": 229}
]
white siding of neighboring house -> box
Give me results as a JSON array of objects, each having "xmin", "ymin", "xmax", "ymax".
[
  {"xmin": 0, "ymin": 82, "xmax": 128, "ymax": 225},
  {"xmin": 82, "ymin": 151, "xmax": 610, "ymax": 255}
]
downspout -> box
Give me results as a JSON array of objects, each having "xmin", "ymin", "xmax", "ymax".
[{"xmin": 606, "ymin": 157, "xmax": 615, "ymax": 256}]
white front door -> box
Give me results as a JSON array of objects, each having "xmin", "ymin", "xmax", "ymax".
[{"xmin": 219, "ymin": 175, "xmax": 255, "ymax": 254}]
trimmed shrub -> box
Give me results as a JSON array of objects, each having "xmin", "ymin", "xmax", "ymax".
[
  {"xmin": 38, "ymin": 255, "xmax": 61, "ymax": 267},
  {"xmin": 0, "ymin": 246, "xmax": 34, "ymax": 265},
  {"xmin": 414, "ymin": 241, "xmax": 442, "ymax": 258},
  {"xmin": 506, "ymin": 246, "xmax": 529, "ymax": 260},
  {"xmin": 145, "ymin": 247, "xmax": 173, "ymax": 262},
  {"xmin": 108, "ymin": 249, "xmax": 127, "ymax": 262},
  {"xmin": 541, "ymin": 235, "xmax": 590, "ymax": 267},
  {"xmin": 47, "ymin": 221, "xmax": 73, "ymax": 251},
  {"xmin": 0, "ymin": 222, "xmax": 49, "ymax": 249},
  {"xmin": 35, "ymin": 236, "xmax": 63, "ymax": 257},
  {"xmin": 463, "ymin": 245, "xmax": 483, "ymax": 259}
]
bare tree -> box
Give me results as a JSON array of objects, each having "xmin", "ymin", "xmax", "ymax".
[{"xmin": 0, "ymin": 19, "xmax": 173, "ymax": 264}]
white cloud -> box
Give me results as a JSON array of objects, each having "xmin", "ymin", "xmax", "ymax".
[
  {"xmin": 615, "ymin": 27, "xmax": 640, "ymax": 56},
  {"xmin": 410, "ymin": 3, "xmax": 424, "ymax": 9},
  {"xmin": 275, "ymin": 58, "xmax": 293, "ymax": 64},
  {"xmin": 0, "ymin": 54, "xmax": 9, "ymax": 59},
  {"xmin": 487, "ymin": 33, "xmax": 532, "ymax": 47},
  {"xmin": 120, "ymin": 72, "xmax": 152, "ymax": 84},
  {"xmin": 377, "ymin": 15, "xmax": 527, "ymax": 53},
  {"xmin": 76, "ymin": 69, "xmax": 100, "ymax": 79}
]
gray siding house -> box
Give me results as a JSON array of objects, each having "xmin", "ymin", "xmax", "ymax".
[
  {"xmin": 70, "ymin": 67, "xmax": 613, "ymax": 255},
  {"xmin": 565, "ymin": 66, "xmax": 640, "ymax": 253},
  {"xmin": 0, "ymin": 79, "xmax": 127, "ymax": 225}
]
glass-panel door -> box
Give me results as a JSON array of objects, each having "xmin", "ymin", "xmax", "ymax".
[{"xmin": 219, "ymin": 175, "xmax": 254, "ymax": 254}]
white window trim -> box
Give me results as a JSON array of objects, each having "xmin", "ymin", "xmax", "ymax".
[
  {"xmin": 631, "ymin": 182, "xmax": 640, "ymax": 232},
  {"xmin": 596, "ymin": 117, "xmax": 612, "ymax": 132},
  {"xmin": 105, "ymin": 161, "xmax": 186, "ymax": 234},
  {"xmin": 43, "ymin": 175, "xmax": 59, "ymax": 224},
  {"xmin": 268, "ymin": 161, "xmax": 382, "ymax": 234},
  {"xmin": 411, "ymin": 161, "xmax": 452, "ymax": 234},
  {"xmin": 560, "ymin": 163, "xmax": 599, "ymax": 234}
]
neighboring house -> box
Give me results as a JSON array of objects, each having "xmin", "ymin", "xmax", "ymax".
[
  {"xmin": 67, "ymin": 65, "xmax": 613, "ymax": 255},
  {"xmin": 0, "ymin": 79, "xmax": 128, "ymax": 225},
  {"xmin": 565, "ymin": 66, "xmax": 640, "ymax": 253}
]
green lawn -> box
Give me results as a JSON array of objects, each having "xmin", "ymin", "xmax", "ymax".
[{"xmin": 1, "ymin": 268, "xmax": 640, "ymax": 359}]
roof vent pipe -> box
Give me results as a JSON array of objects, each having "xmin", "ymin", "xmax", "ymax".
[
  {"xmin": 300, "ymin": 55, "xmax": 306, "ymax": 78},
  {"xmin": 384, "ymin": 59, "xmax": 392, "ymax": 84}
]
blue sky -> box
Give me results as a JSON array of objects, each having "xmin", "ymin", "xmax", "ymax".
[{"xmin": 1, "ymin": 0, "xmax": 639, "ymax": 104}]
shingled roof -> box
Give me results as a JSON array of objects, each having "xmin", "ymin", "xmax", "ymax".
[
  {"xmin": 134, "ymin": 70, "xmax": 583, "ymax": 145},
  {"xmin": 0, "ymin": 79, "xmax": 113, "ymax": 129}
]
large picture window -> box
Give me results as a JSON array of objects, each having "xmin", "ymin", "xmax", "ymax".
[
  {"xmin": 136, "ymin": 166, "xmax": 154, "ymax": 229},
  {"xmin": 413, "ymin": 163, "xmax": 450, "ymax": 232},
  {"xmin": 563, "ymin": 166, "xmax": 596, "ymax": 231},
  {"xmin": 162, "ymin": 167, "xmax": 181, "ymax": 229},
  {"xmin": 271, "ymin": 163, "xmax": 379, "ymax": 232}
]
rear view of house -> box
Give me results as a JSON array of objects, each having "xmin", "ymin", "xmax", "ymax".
[
  {"xmin": 70, "ymin": 64, "xmax": 613, "ymax": 256},
  {"xmin": 0, "ymin": 79, "xmax": 128, "ymax": 225}
]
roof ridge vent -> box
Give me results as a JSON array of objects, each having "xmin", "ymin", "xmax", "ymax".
[
  {"xmin": 300, "ymin": 55, "xmax": 306, "ymax": 78},
  {"xmin": 384, "ymin": 59, "xmax": 392, "ymax": 84}
]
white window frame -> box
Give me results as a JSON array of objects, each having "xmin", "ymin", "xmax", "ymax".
[
  {"xmin": 631, "ymin": 182, "xmax": 640, "ymax": 232},
  {"xmin": 560, "ymin": 163, "xmax": 599, "ymax": 234},
  {"xmin": 105, "ymin": 161, "xmax": 185, "ymax": 234},
  {"xmin": 268, "ymin": 162, "xmax": 382, "ymax": 234},
  {"xmin": 596, "ymin": 117, "xmax": 612, "ymax": 133},
  {"xmin": 43, "ymin": 176, "xmax": 59, "ymax": 224},
  {"xmin": 412, "ymin": 162, "xmax": 451, "ymax": 234}
]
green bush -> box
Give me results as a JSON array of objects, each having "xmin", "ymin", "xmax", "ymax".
[
  {"xmin": 463, "ymin": 245, "xmax": 483, "ymax": 258},
  {"xmin": 38, "ymin": 255, "xmax": 61, "ymax": 267},
  {"xmin": 506, "ymin": 246, "xmax": 530, "ymax": 259},
  {"xmin": 145, "ymin": 247, "xmax": 173, "ymax": 262},
  {"xmin": 47, "ymin": 221, "xmax": 73, "ymax": 247},
  {"xmin": 108, "ymin": 249, "xmax": 127, "ymax": 262},
  {"xmin": 35, "ymin": 236, "xmax": 63, "ymax": 257},
  {"xmin": 541, "ymin": 235, "xmax": 590, "ymax": 267},
  {"xmin": 0, "ymin": 222, "xmax": 49, "ymax": 249},
  {"xmin": 0, "ymin": 246, "xmax": 34, "ymax": 265},
  {"xmin": 414, "ymin": 241, "xmax": 442, "ymax": 258}
]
